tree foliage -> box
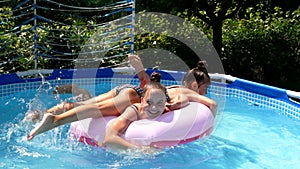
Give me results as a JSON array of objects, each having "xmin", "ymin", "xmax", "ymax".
[
  {"xmin": 0, "ymin": 0, "xmax": 299, "ymax": 90},
  {"xmin": 135, "ymin": 0, "xmax": 299, "ymax": 90},
  {"xmin": 222, "ymin": 5, "xmax": 300, "ymax": 90}
]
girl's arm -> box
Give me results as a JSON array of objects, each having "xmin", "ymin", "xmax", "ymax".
[
  {"xmin": 181, "ymin": 88, "xmax": 217, "ymax": 117},
  {"xmin": 128, "ymin": 54, "xmax": 150, "ymax": 88},
  {"xmin": 165, "ymin": 92, "xmax": 190, "ymax": 111},
  {"xmin": 103, "ymin": 105, "xmax": 139, "ymax": 150}
]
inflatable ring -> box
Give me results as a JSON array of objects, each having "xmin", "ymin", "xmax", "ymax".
[{"xmin": 69, "ymin": 102, "xmax": 215, "ymax": 148}]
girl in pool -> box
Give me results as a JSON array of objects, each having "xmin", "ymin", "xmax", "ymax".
[
  {"xmin": 27, "ymin": 55, "xmax": 217, "ymax": 140},
  {"xmin": 129, "ymin": 54, "xmax": 211, "ymax": 94},
  {"xmin": 104, "ymin": 73, "xmax": 167, "ymax": 150},
  {"xmin": 129, "ymin": 54, "xmax": 214, "ymax": 110}
]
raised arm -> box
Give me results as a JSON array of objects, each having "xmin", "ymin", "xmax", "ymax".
[
  {"xmin": 103, "ymin": 105, "xmax": 139, "ymax": 150},
  {"xmin": 128, "ymin": 54, "xmax": 150, "ymax": 88}
]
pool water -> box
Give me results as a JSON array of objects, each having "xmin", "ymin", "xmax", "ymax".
[{"xmin": 1, "ymin": 84, "xmax": 300, "ymax": 169}]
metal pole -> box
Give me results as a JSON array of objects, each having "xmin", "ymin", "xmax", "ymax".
[
  {"xmin": 34, "ymin": 0, "xmax": 37, "ymax": 70},
  {"xmin": 131, "ymin": 0, "xmax": 135, "ymax": 54}
]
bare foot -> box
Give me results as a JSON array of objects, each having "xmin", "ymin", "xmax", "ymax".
[
  {"xmin": 24, "ymin": 110, "xmax": 41, "ymax": 123},
  {"xmin": 27, "ymin": 113, "xmax": 58, "ymax": 140}
]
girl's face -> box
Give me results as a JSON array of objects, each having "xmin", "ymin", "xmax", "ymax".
[
  {"xmin": 141, "ymin": 89, "xmax": 166, "ymax": 119},
  {"xmin": 197, "ymin": 82, "xmax": 210, "ymax": 95},
  {"xmin": 188, "ymin": 81, "xmax": 210, "ymax": 95}
]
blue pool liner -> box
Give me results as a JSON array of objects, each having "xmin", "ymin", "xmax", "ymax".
[
  {"xmin": 0, "ymin": 68, "xmax": 185, "ymax": 86},
  {"xmin": 0, "ymin": 68, "xmax": 299, "ymax": 109},
  {"xmin": 228, "ymin": 78, "xmax": 289, "ymax": 100}
]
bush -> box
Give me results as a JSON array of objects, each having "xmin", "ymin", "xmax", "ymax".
[{"xmin": 222, "ymin": 6, "xmax": 300, "ymax": 91}]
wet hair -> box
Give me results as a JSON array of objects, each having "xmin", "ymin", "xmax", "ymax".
[
  {"xmin": 182, "ymin": 61, "xmax": 210, "ymax": 87},
  {"xmin": 149, "ymin": 71, "xmax": 161, "ymax": 83},
  {"xmin": 142, "ymin": 72, "xmax": 166, "ymax": 98}
]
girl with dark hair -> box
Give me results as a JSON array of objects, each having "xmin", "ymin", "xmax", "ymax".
[
  {"xmin": 182, "ymin": 61, "xmax": 210, "ymax": 95},
  {"xmin": 104, "ymin": 74, "xmax": 168, "ymax": 149},
  {"xmin": 27, "ymin": 55, "xmax": 217, "ymax": 142},
  {"xmin": 27, "ymin": 72, "xmax": 169, "ymax": 140},
  {"xmin": 129, "ymin": 55, "xmax": 216, "ymax": 114}
]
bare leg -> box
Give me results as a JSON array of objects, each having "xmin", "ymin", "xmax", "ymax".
[
  {"xmin": 27, "ymin": 113, "xmax": 55, "ymax": 140},
  {"xmin": 43, "ymin": 88, "xmax": 114, "ymax": 115},
  {"xmin": 27, "ymin": 105, "xmax": 101, "ymax": 140},
  {"xmin": 45, "ymin": 102, "xmax": 75, "ymax": 115},
  {"xmin": 25, "ymin": 84, "xmax": 94, "ymax": 123},
  {"xmin": 27, "ymin": 88, "xmax": 140, "ymax": 140}
]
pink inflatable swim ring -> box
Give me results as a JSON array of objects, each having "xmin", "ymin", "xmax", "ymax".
[{"xmin": 69, "ymin": 102, "xmax": 215, "ymax": 148}]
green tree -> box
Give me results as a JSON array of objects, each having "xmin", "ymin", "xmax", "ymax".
[
  {"xmin": 222, "ymin": 5, "xmax": 300, "ymax": 90},
  {"xmin": 137, "ymin": 0, "xmax": 299, "ymax": 55}
]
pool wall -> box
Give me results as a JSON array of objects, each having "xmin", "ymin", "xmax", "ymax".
[{"xmin": 1, "ymin": 68, "xmax": 299, "ymax": 120}]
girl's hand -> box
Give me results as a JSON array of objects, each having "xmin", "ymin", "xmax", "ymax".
[
  {"xmin": 128, "ymin": 54, "xmax": 144, "ymax": 73},
  {"xmin": 137, "ymin": 146, "xmax": 160, "ymax": 155},
  {"xmin": 165, "ymin": 94, "xmax": 189, "ymax": 111},
  {"xmin": 128, "ymin": 54, "xmax": 150, "ymax": 88}
]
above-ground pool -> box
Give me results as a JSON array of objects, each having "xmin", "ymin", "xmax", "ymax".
[{"xmin": 0, "ymin": 68, "xmax": 300, "ymax": 169}]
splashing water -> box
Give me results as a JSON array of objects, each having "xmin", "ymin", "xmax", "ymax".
[{"xmin": 1, "ymin": 80, "xmax": 300, "ymax": 168}]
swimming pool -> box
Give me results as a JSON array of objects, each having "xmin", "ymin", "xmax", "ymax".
[{"xmin": 1, "ymin": 68, "xmax": 300, "ymax": 169}]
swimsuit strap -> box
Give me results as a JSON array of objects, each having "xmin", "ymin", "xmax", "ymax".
[
  {"xmin": 130, "ymin": 105, "xmax": 141, "ymax": 120},
  {"xmin": 166, "ymin": 85, "xmax": 181, "ymax": 89},
  {"xmin": 165, "ymin": 90, "xmax": 171, "ymax": 102}
]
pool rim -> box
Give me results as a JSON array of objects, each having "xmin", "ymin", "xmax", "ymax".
[{"xmin": 0, "ymin": 68, "xmax": 299, "ymax": 119}]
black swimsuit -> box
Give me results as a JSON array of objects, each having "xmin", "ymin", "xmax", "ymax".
[
  {"xmin": 115, "ymin": 84, "xmax": 144, "ymax": 98},
  {"xmin": 115, "ymin": 84, "xmax": 171, "ymax": 102}
]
